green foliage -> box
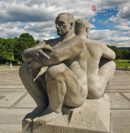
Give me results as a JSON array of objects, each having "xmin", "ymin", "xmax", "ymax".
[
  {"xmin": 0, "ymin": 38, "xmax": 17, "ymax": 63},
  {"xmin": 0, "ymin": 33, "xmax": 36, "ymax": 64},
  {"xmin": 14, "ymin": 33, "xmax": 36, "ymax": 62},
  {"xmin": 108, "ymin": 45, "xmax": 130, "ymax": 59},
  {"xmin": 0, "ymin": 36, "xmax": 130, "ymax": 65},
  {"xmin": 104, "ymin": 45, "xmax": 130, "ymax": 68}
]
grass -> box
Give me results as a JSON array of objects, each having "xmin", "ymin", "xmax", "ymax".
[{"xmin": 115, "ymin": 59, "xmax": 130, "ymax": 68}]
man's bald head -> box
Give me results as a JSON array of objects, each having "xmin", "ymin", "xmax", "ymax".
[
  {"xmin": 55, "ymin": 13, "xmax": 75, "ymax": 37},
  {"xmin": 75, "ymin": 19, "xmax": 90, "ymax": 37},
  {"xmin": 56, "ymin": 13, "xmax": 75, "ymax": 26},
  {"xmin": 75, "ymin": 19, "xmax": 90, "ymax": 29}
]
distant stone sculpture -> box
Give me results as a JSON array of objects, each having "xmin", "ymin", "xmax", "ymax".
[
  {"xmin": 75, "ymin": 19, "xmax": 116, "ymax": 99},
  {"xmin": 19, "ymin": 13, "xmax": 88, "ymax": 121},
  {"xmin": 19, "ymin": 13, "xmax": 116, "ymax": 122}
]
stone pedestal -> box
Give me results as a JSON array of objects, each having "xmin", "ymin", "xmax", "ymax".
[{"xmin": 22, "ymin": 94, "xmax": 110, "ymax": 133}]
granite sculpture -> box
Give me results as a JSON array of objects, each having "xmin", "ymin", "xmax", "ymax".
[{"xmin": 19, "ymin": 13, "xmax": 116, "ymax": 123}]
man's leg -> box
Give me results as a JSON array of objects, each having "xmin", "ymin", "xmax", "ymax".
[
  {"xmin": 99, "ymin": 60, "xmax": 116, "ymax": 94},
  {"xmin": 88, "ymin": 60, "xmax": 116, "ymax": 99},
  {"xmin": 45, "ymin": 63, "xmax": 87, "ymax": 113},
  {"xmin": 99, "ymin": 60, "xmax": 116, "ymax": 86},
  {"xmin": 19, "ymin": 63, "xmax": 48, "ymax": 119}
]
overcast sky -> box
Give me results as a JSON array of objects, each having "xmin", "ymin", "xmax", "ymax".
[{"xmin": 0, "ymin": 0, "xmax": 130, "ymax": 47}]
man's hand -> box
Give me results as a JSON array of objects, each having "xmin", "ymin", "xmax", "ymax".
[
  {"xmin": 32, "ymin": 44, "xmax": 53, "ymax": 65},
  {"xmin": 34, "ymin": 42, "xmax": 53, "ymax": 51},
  {"xmin": 31, "ymin": 49, "xmax": 51, "ymax": 65},
  {"xmin": 22, "ymin": 43, "xmax": 53, "ymax": 66}
]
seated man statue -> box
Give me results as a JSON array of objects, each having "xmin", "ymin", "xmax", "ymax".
[
  {"xmin": 75, "ymin": 19, "xmax": 116, "ymax": 99},
  {"xmin": 19, "ymin": 13, "xmax": 88, "ymax": 120}
]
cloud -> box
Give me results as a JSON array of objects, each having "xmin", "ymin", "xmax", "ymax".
[
  {"xmin": 0, "ymin": 0, "xmax": 96, "ymax": 23},
  {"xmin": 106, "ymin": 1, "xmax": 130, "ymax": 24},
  {"xmin": 0, "ymin": 2, "xmax": 61, "ymax": 23},
  {"xmin": 24, "ymin": 21, "xmax": 56, "ymax": 40},
  {"xmin": 98, "ymin": 0, "xmax": 128, "ymax": 6},
  {"xmin": 89, "ymin": 29, "xmax": 130, "ymax": 47},
  {"xmin": 95, "ymin": 0, "xmax": 130, "ymax": 47},
  {"xmin": 89, "ymin": 29, "xmax": 111, "ymax": 41},
  {"xmin": 0, "ymin": 22, "xmax": 25, "ymax": 38},
  {"xmin": 0, "ymin": 21, "xmax": 57, "ymax": 40},
  {"xmin": 0, "ymin": 0, "xmax": 97, "ymax": 40},
  {"xmin": 115, "ymin": 25, "xmax": 130, "ymax": 31},
  {"xmin": 25, "ymin": 21, "xmax": 55, "ymax": 33},
  {"xmin": 118, "ymin": 2, "xmax": 130, "ymax": 19},
  {"xmin": 0, "ymin": 0, "xmax": 130, "ymax": 47}
]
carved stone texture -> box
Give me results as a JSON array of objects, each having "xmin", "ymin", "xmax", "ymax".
[
  {"xmin": 22, "ymin": 94, "xmax": 110, "ymax": 133},
  {"xmin": 20, "ymin": 13, "xmax": 115, "ymax": 133}
]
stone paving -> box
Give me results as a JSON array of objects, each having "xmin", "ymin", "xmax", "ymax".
[{"xmin": 0, "ymin": 69, "xmax": 130, "ymax": 133}]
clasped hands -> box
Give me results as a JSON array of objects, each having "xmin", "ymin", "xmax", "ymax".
[{"xmin": 22, "ymin": 42, "xmax": 53, "ymax": 69}]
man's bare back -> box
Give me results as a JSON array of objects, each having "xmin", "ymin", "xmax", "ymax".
[{"xmin": 75, "ymin": 19, "xmax": 116, "ymax": 99}]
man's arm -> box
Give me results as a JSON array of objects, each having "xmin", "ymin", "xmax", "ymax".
[
  {"xmin": 100, "ymin": 42, "xmax": 116, "ymax": 60},
  {"xmin": 38, "ymin": 37, "xmax": 84, "ymax": 66},
  {"xmin": 22, "ymin": 42, "xmax": 52, "ymax": 63}
]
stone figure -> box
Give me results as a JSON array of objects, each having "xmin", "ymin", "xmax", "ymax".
[
  {"xmin": 20, "ymin": 13, "xmax": 116, "ymax": 123},
  {"xmin": 19, "ymin": 13, "xmax": 88, "ymax": 121},
  {"xmin": 75, "ymin": 19, "xmax": 116, "ymax": 99}
]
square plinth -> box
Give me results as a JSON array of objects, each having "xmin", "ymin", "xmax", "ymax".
[{"xmin": 22, "ymin": 94, "xmax": 110, "ymax": 133}]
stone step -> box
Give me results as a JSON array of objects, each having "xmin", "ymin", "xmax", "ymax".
[
  {"xmin": 0, "ymin": 92, "xmax": 26, "ymax": 108},
  {"xmin": 0, "ymin": 124, "xmax": 21, "ymax": 133},
  {"xmin": 111, "ymin": 110, "xmax": 130, "ymax": 133},
  {"xmin": 0, "ymin": 108, "xmax": 31, "ymax": 125},
  {"xmin": 108, "ymin": 93, "xmax": 130, "ymax": 109},
  {"xmin": 0, "ymin": 85, "xmax": 24, "ymax": 89},
  {"xmin": 106, "ymin": 90, "xmax": 130, "ymax": 93},
  {"xmin": 107, "ymin": 86, "xmax": 130, "ymax": 90}
]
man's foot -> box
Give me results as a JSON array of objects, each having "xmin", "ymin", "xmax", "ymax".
[
  {"xmin": 23, "ymin": 106, "xmax": 46, "ymax": 120},
  {"xmin": 34, "ymin": 106, "xmax": 62, "ymax": 123},
  {"xmin": 34, "ymin": 112, "xmax": 62, "ymax": 124}
]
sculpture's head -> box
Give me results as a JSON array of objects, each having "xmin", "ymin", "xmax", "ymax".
[
  {"xmin": 75, "ymin": 19, "xmax": 90, "ymax": 37},
  {"xmin": 55, "ymin": 13, "xmax": 75, "ymax": 37}
]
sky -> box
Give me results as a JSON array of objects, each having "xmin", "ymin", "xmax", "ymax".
[{"xmin": 0, "ymin": 0, "xmax": 130, "ymax": 47}]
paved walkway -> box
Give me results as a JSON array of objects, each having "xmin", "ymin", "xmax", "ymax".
[{"xmin": 0, "ymin": 69, "xmax": 130, "ymax": 133}]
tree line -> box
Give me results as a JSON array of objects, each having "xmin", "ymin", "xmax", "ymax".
[
  {"xmin": 0, "ymin": 33, "xmax": 130, "ymax": 64},
  {"xmin": 0, "ymin": 33, "xmax": 36, "ymax": 64},
  {"xmin": 108, "ymin": 45, "xmax": 130, "ymax": 59}
]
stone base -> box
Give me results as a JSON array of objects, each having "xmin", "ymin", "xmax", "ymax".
[{"xmin": 22, "ymin": 94, "xmax": 110, "ymax": 133}]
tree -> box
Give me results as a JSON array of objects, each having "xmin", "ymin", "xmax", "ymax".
[
  {"xmin": 121, "ymin": 49, "xmax": 129, "ymax": 59},
  {"xmin": 108, "ymin": 45, "xmax": 130, "ymax": 59},
  {"xmin": 128, "ymin": 48, "xmax": 130, "ymax": 59},
  {"xmin": 0, "ymin": 38, "xmax": 17, "ymax": 63},
  {"xmin": 14, "ymin": 33, "xmax": 36, "ymax": 63}
]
